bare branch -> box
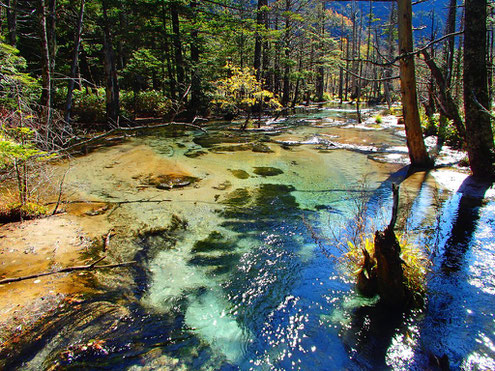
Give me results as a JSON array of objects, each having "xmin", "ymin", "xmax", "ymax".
[
  {"xmin": 0, "ymin": 256, "xmax": 136, "ymax": 285},
  {"xmin": 62, "ymin": 121, "xmax": 207, "ymax": 153},
  {"xmin": 340, "ymin": 64, "xmax": 400, "ymax": 82},
  {"xmin": 345, "ymin": 30, "xmax": 464, "ymax": 67}
]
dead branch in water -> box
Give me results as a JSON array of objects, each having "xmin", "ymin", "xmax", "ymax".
[
  {"xmin": 0, "ymin": 256, "xmax": 136, "ymax": 285},
  {"xmin": 62, "ymin": 121, "xmax": 207, "ymax": 153}
]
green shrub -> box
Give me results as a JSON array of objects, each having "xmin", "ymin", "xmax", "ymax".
[
  {"xmin": 71, "ymin": 88, "xmax": 106, "ymax": 123},
  {"xmin": 121, "ymin": 90, "xmax": 172, "ymax": 117},
  {"xmin": 374, "ymin": 115, "xmax": 382, "ymax": 124},
  {"xmin": 343, "ymin": 232, "xmax": 430, "ymax": 297}
]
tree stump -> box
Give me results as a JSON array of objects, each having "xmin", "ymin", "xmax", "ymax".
[{"xmin": 374, "ymin": 226, "xmax": 407, "ymax": 307}]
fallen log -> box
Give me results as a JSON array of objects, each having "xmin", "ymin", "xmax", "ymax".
[{"xmin": 0, "ymin": 256, "xmax": 136, "ymax": 285}]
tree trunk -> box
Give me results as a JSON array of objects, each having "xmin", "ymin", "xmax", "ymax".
[
  {"xmin": 47, "ymin": 0, "xmax": 57, "ymax": 79},
  {"xmin": 262, "ymin": 0, "xmax": 271, "ymax": 89},
  {"xmin": 463, "ymin": 0, "xmax": 494, "ymax": 178},
  {"xmin": 282, "ymin": 0, "xmax": 291, "ymax": 106},
  {"xmin": 160, "ymin": 0, "xmax": 176, "ymax": 99},
  {"xmin": 189, "ymin": 1, "xmax": 201, "ymax": 116},
  {"xmin": 170, "ymin": 1, "xmax": 184, "ymax": 96},
  {"xmin": 315, "ymin": 0, "xmax": 325, "ymax": 101},
  {"xmin": 101, "ymin": 0, "xmax": 120, "ymax": 124},
  {"xmin": 253, "ymin": 0, "xmax": 267, "ymax": 79},
  {"xmin": 422, "ymin": 50, "xmax": 465, "ymax": 140},
  {"xmin": 39, "ymin": 0, "xmax": 52, "ymax": 132},
  {"xmin": 444, "ymin": 0, "xmax": 457, "ymax": 85},
  {"xmin": 6, "ymin": 0, "xmax": 17, "ymax": 47},
  {"xmin": 397, "ymin": 0, "xmax": 430, "ymax": 168},
  {"xmin": 64, "ymin": 0, "xmax": 86, "ymax": 125}
]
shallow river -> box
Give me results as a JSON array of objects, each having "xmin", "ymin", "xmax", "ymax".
[{"xmin": 12, "ymin": 105, "xmax": 495, "ymax": 370}]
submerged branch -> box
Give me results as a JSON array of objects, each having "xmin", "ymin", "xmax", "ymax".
[
  {"xmin": 62, "ymin": 121, "xmax": 207, "ymax": 153},
  {"xmin": 0, "ymin": 256, "xmax": 136, "ymax": 285}
]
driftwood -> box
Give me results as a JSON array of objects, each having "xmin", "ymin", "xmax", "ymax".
[
  {"xmin": 63, "ymin": 121, "xmax": 207, "ymax": 152},
  {"xmin": 0, "ymin": 256, "xmax": 136, "ymax": 285}
]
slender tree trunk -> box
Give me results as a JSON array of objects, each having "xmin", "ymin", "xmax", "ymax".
[
  {"xmin": 444, "ymin": 0, "xmax": 457, "ymax": 85},
  {"xmin": 47, "ymin": 0, "xmax": 57, "ymax": 79},
  {"xmin": 274, "ymin": 11, "xmax": 281, "ymax": 96},
  {"xmin": 101, "ymin": 0, "xmax": 120, "ymax": 124},
  {"xmin": 463, "ymin": 0, "xmax": 494, "ymax": 178},
  {"xmin": 292, "ymin": 53, "xmax": 303, "ymax": 107},
  {"xmin": 338, "ymin": 16, "xmax": 344, "ymax": 103},
  {"xmin": 39, "ymin": 0, "xmax": 52, "ymax": 133},
  {"xmin": 422, "ymin": 50, "xmax": 465, "ymax": 139},
  {"xmin": 6, "ymin": 0, "xmax": 17, "ymax": 47},
  {"xmin": 453, "ymin": 6, "xmax": 464, "ymax": 101},
  {"xmin": 189, "ymin": 0, "xmax": 201, "ymax": 116},
  {"xmin": 282, "ymin": 0, "xmax": 291, "ymax": 106},
  {"xmin": 64, "ymin": 0, "xmax": 85, "ymax": 125},
  {"xmin": 262, "ymin": 0, "xmax": 271, "ymax": 89},
  {"xmin": 254, "ymin": 0, "xmax": 267, "ymax": 79},
  {"xmin": 397, "ymin": 0, "xmax": 430, "ymax": 168},
  {"xmin": 315, "ymin": 0, "xmax": 325, "ymax": 101},
  {"xmin": 160, "ymin": 0, "xmax": 176, "ymax": 99},
  {"xmin": 383, "ymin": 3, "xmax": 395, "ymax": 110},
  {"xmin": 170, "ymin": 1, "xmax": 184, "ymax": 96}
]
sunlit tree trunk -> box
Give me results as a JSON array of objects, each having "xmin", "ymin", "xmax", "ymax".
[
  {"xmin": 463, "ymin": 0, "xmax": 494, "ymax": 178},
  {"xmin": 397, "ymin": 0, "xmax": 430, "ymax": 168}
]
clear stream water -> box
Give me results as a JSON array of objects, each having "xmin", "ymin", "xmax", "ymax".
[{"xmin": 9, "ymin": 105, "xmax": 495, "ymax": 370}]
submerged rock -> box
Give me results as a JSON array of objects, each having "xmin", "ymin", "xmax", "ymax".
[
  {"xmin": 213, "ymin": 180, "xmax": 232, "ymax": 190},
  {"xmin": 146, "ymin": 174, "xmax": 199, "ymax": 190},
  {"xmin": 229, "ymin": 169, "xmax": 250, "ymax": 179},
  {"xmin": 184, "ymin": 149, "xmax": 207, "ymax": 158},
  {"xmin": 193, "ymin": 134, "xmax": 251, "ymax": 148},
  {"xmin": 253, "ymin": 167, "xmax": 284, "ymax": 177},
  {"xmin": 252, "ymin": 143, "xmax": 274, "ymax": 153},
  {"xmin": 212, "ymin": 144, "xmax": 252, "ymax": 152}
]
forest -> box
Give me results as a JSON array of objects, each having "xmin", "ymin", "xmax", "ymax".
[{"xmin": 0, "ymin": 0, "xmax": 495, "ymax": 370}]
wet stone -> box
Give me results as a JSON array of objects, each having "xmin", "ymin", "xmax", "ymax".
[
  {"xmin": 253, "ymin": 167, "xmax": 284, "ymax": 177},
  {"xmin": 184, "ymin": 149, "xmax": 208, "ymax": 158},
  {"xmin": 193, "ymin": 134, "xmax": 251, "ymax": 148},
  {"xmin": 147, "ymin": 175, "xmax": 199, "ymax": 190},
  {"xmin": 252, "ymin": 143, "xmax": 274, "ymax": 153},
  {"xmin": 213, "ymin": 180, "xmax": 232, "ymax": 190},
  {"xmin": 229, "ymin": 169, "xmax": 250, "ymax": 179},
  {"xmin": 212, "ymin": 144, "xmax": 252, "ymax": 152}
]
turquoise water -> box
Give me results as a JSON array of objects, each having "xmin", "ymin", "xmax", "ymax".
[{"xmin": 7, "ymin": 105, "xmax": 495, "ymax": 370}]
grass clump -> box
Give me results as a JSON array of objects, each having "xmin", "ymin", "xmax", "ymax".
[{"xmin": 374, "ymin": 115, "xmax": 383, "ymax": 124}]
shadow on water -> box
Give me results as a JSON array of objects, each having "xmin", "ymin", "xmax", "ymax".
[
  {"xmin": 328, "ymin": 174, "xmax": 494, "ymax": 370},
  {"xmin": 441, "ymin": 177, "xmax": 493, "ymax": 273}
]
